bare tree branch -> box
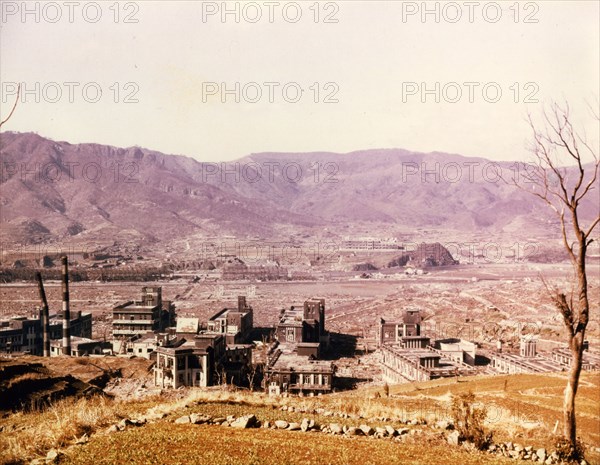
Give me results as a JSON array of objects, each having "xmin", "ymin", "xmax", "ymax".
[
  {"xmin": 515, "ymin": 101, "xmax": 598, "ymax": 453},
  {"xmin": 0, "ymin": 83, "xmax": 21, "ymax": 129}
]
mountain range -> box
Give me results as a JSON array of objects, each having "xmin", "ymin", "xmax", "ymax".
[{"xmin": 1, "ymin": 132, "xmax": 597, "ymax": 247}]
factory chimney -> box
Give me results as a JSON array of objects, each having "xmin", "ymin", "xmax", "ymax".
[
  {"xmin": 35, "ymin": 272, "xmax": 51, "ymax": 357},
  {"xmin": 61, "ymin": 256, "xmax": 71, "ymax": 356}
]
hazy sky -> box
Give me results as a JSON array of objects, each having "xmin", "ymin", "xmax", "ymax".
[{"xmin": 1, "ymin": 1, "xmax": 598, "ymax": 162}]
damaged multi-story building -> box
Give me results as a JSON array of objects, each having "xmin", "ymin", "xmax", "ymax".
[
  {"xmin": 112, "ymin": 287, "xmax": 175, "ymax": 339},
  {"xmin": 378, "ymin": 310, "xmax": 477, "ymax": 383},
  {"xmin": 49, "ymin": 336, "xmax": 112, "ymax": 357},
  {"xmin": 0, "ymin": 310, "xmax": 92, "ymax": 355},
  {"xmin": 265, "ymin": 299, "xmax": 335, "ymax": 396},
  {"xmin": 206, "ymin": 296, "xmax": 253, "ymax": 344},
  {"xmin": 152, "ymin": 296, "xmax": 253, "ymax": 389},
  {"xmin": 153, "ymin": 334, "xmax": 227, "ymax": 388},
  {"xmin": 490, "ymin": 338, "xmax": 599, "ymax": 374}
]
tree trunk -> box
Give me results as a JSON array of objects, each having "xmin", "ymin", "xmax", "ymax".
[{"xmin": 563, "ymin": 332, "xmax": 584, "ymax": 444}]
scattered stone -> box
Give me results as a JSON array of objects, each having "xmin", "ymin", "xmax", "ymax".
[
  {"xmin": 231, "ymin": 414, "xmax": 257, "ymax": 429},
  {"xmin": 359, "ymin": 425, "xmax": 374, "ymax": 436},
  {"xmin": 106, "ymin": 424, "xmax": 120, "ymax": 433},
  {"xmin": 75, "ymin": 433, "xmax": 89, "ymax": 445},
  {"xmin": 463, "ymin": 441, "xmax": 477, "ymax": 452},
  {"xmin": 435, "ymin": 420, "xmax": 452, "ymax": 430},
  {"xmin": 263, "ymin": 421, "xmax": 271, "ymax": 429},
  {"xmin": 447, "ymin": 430, "xmax": 460, "ymax": 446},
  {"xmin": 385, "ymin": 425, "xmax": 397, "ymax": 436},
  {"xmin": 375, "ymin": 426, "xmax": 387, "ymax": 436},
  {"xmin": 118, "ymin": 418, "xmax": 133, "ymax": 429},
  {"xmin": 46, "ymin": 449, "xmax": 62, "ymax": 464},
  {"xmin": 345, "ymin": 427, "xmax": 362, "ymax": 436},
  {"xmin": 301, "ymin": 418, "xmax": 311, "ymax": 432},
  {"xmin": 174, "ymin": 415, "xmax": 190, "ymax": 424},
  {"xmin": 536, "ymin": 448, "xmax": 546, "ymax": 462},
  {"xmin": 397, "ymin": 428, "xmax": 409, "ymax": 435},
  {"xmin": 212, "ymin": 417, "xmax": 226, "ymax": 424},
  {"xmin": 189, "ymin": 413, "xmax": 203, "ymax": 424},
  {"xmin": 275, "ymin": 420, "xmax": 289, "ymax": 429},
  {"xmin": 288, "ymin": 422, "xmax": 301, "ymax": 431},
  {"xmin": 329, "ymin": 423, "xmax": 343, "ymax": 434}
]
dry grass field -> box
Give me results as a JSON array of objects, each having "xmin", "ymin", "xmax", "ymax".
[
  {"xmin": 1, "ymin": 371, "xmax": 598, "ymax": 465},
  {"xmin": 59, "ymin": 422, "xmax": 515, "ymax": 465}
]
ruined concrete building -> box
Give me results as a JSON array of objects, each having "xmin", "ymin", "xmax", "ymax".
[
  {"xmin": 265, "ymin": 299, "xmax": 335, "ymax": 395},
  {"xmin": 153, "ymin": 297, "xmax": 254, "ymax": 389},
  {"xmin": 433, "ymin": 338, "xmax": 477, "ymax": 366},
  {"xmin": 490, "ymin": 338, "xmax": 599, "ymax": 374},
  {"xmin": 274, "ymin": 299, "xmax": 329, "ymax": 352},
  {"xmin": 341, "ymin": 237, "xmax": 403, "ymax": 252},
  {"xmin": 265, "ymin": 344, "xmax": 334, "ymax": 396},
  {"xmin": 153, "ymin": 334, "xmax": 226, "ymax": 388},
  {"xmin": 1, "ymin": 258, "xmax": 94, "ymax": 356},
  {"xmin": 206, "ymin": 296, "xmax": 253, "ymax": 344},
  {"xmin": 50, "ymin": 337, "xmax": 111, "ymax": 357},
  {"xmin": 551, "ymin": 346, "xmax": 599, "ymax": 370},
  {"xmin": 112, "ymin": 287, "xmax": 175, "ymax": 339},
  {"xmin": 378, "ymin": 309, "xmax": 422, "ymax": 346},
  {"xmin": 114, "ymin": 332, "xmax": 175, "ymax": 358},
  {"xmin": 378, "ymin": 310, "xmax": 476, "ymax": 383},
  {"xmin": 153, "ymin": 335, "xmax": 253, "ymax": 388},
  {"xmin": 221, "ymin": 262, "xmax": 287, "ymax": 281},
  {"xmin": 0, "ymin": 310, "xmax": 92, "ymax": 355}
]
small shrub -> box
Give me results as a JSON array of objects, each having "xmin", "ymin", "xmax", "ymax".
[
  {"xmin": 450, "ymin": 391, "xmax": 492, "ymax": 450},
  {"xmin": 554, "ymin": 436, "xmax": 586, "ymax": 463}
]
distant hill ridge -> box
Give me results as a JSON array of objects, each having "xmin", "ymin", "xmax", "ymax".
[{"xmin": 1, "ymin": 132, "xmax": 597, "ymax": 245}]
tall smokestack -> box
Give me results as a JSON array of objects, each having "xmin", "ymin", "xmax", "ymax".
[
  {"xmin": 61, "ymin": 256, "xmax": 71, "ymax": 356},
  {"xmin": 35, "ymin": 272, "xmax": 51, "ymax": 357}
]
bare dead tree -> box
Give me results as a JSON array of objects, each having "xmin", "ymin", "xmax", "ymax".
[
  {"xmin": 510, "ymin": 102, "xmax": 599, "ymax": 455},
  {"xmin": 0, "ymin": 83, "xmax": 21, "ymax": 129},
  {"xmin": 246, "ymin": 363, "xmax": 257, "ymax": 391}
]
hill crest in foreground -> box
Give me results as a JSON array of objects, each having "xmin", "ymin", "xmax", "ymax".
[{"xmin": 0, "ymin": 358, "xmax": 598, "ymax": 465}]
